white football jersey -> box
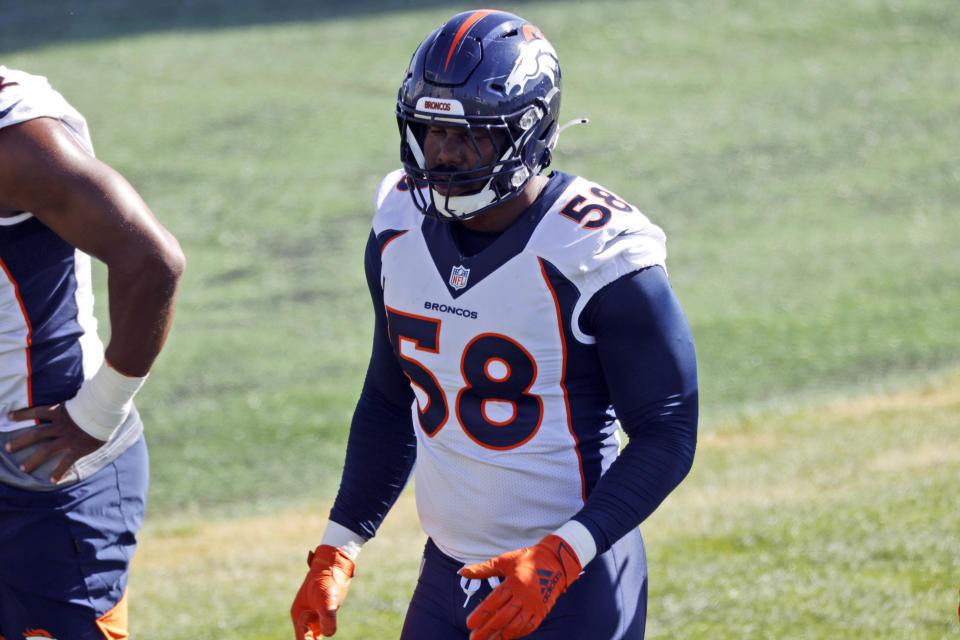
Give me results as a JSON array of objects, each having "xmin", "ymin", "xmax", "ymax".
[{"xmin": 372, "ymin": 169, "xmax": 667, "ymax": 563}]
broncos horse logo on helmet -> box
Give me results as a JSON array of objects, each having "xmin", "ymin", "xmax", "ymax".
[
  {"xmin": 396, "ymin": 10, "xmax": 563, "ymax": 221},
  {"xmin": 504, "ymin": 30, "xmax": 559, "ymax": 96}
]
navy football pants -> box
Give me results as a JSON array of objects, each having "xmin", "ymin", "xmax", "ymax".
[
  {"xmin": 400, "ymin": 527, "xmax": 647, "ymax": 639},
  {"xmin": 0, "ymin": 436, "xmax": 147, "ymax": 640}
]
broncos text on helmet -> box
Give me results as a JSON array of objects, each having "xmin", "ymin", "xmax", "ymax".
[{"xmin": 396, "ymin": 9, "xmax": 562, "ymax": 221}]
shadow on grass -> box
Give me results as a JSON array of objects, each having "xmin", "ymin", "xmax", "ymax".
[{"xmin": 1, "ymin": 0, "xmax": 575, "ymax": 54}]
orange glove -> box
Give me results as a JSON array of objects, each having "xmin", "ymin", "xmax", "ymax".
[
  {"xmin": 459, "ymin": 534, "xmax": 583, "ymax": 640},
  {"xmin": 290, "ymin": 545, "xmax": 355, "ymax": 639}
]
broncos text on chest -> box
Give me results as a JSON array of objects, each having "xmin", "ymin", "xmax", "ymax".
[{"xmin": 423, "ymin": 300, "xmax": 479, "ymax": 319}]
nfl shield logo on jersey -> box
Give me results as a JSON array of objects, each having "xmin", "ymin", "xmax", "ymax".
[{"xmin": 449, "ymin": 265, "xmax": 470, "ymax": 290}]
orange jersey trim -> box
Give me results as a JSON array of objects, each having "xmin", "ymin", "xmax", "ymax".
[
  {"xmin": 380, "ymin": 229, "xmax": 408, "ymax": 256},
  {"xmin": 538, "ymin": 257, "xmax": 586, "ymax": 503},
  {"xmin": 0, "ymin": 256, "xmax": 34, "ymax": 410}
]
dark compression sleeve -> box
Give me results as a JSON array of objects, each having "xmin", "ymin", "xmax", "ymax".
[
  {"xmin": 328, "ymin": 230, "xmax": 417, "ymax": 540},
  {"xmin": 572, "ymin": 265, "xmax": 698, "ymax": 555}
]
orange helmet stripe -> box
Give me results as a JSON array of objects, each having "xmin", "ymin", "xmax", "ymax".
[{"xmin": 444, "ymin": 9, "xmax": 496, "ymax": 72}]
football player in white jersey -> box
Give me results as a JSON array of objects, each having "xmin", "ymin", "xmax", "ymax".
[
  {"xmin": 292, "ymin": 10, "xmax": 698, "ymax": 640},
  {"xmin": 0, "ymin": 67, "xmax": 184, "ymax": 639}
]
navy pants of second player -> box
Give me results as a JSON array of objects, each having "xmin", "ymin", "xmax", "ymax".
[
  {"xmin": 400, "ymin": 527, "xmax": 647, "ymax": 639},
  {"xmin": 0, "ymin": 436, "xmax": 148, "ymax": 640}
]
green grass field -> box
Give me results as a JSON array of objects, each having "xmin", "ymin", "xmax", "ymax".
[{"xmin": 3, "ymin": 0, "xmax": 958, "ymax": 638}]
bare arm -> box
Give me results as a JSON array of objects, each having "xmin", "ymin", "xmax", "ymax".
[
  {"xmin": 0, "ymin": 117, "xmax": 185, "ymax": 480},
  {"xmin": 0, "ymin": 117, "xmax": 185, "ymax": 375}
]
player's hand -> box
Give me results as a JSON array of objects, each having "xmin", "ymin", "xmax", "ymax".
[
  {"xmin": 291, "ymin": 545, "xmax": 355, "ymax": 639},
  {"xmin": 459, "ymin": 534, "xmax": 583, "ymax": 640},
  {"xmin": 4, "ymin": 403, "xmax": 104, "ymax": 482}
]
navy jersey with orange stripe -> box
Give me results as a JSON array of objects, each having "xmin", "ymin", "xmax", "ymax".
[
  {"xmin": 330, "ymin": 169, "xmax": 697, "ymax": 564},
  {"xmin": 0, "ymin": 216, "xmax": 88, "ymax": 407}
]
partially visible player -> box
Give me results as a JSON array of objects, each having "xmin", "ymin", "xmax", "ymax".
[
  {"xmin": 0, "ymin": 67, "xmax": 185, "ymax": 639},
  {"xmin": 292, "ymin": 10, "xmax": 697, "ymax": 639}
]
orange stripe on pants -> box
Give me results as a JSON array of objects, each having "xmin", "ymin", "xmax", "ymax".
[{"xmin": 95, "ymin": 589, "xmax": 129, "ymax": 640}]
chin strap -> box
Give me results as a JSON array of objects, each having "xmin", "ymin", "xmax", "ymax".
[{"xmin": 432, "ymin": 185, "xmax": 497, "ymax": 220}]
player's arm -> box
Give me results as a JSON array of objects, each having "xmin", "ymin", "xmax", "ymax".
[
  {"xmin": 328, "ymin": 231, "xmax": 418, "ymax": 540},
  {"xmin": 0, "ymin": 117, "xmax": 185, "ymax": 481},
  {"xmin": 568, "ymin": 264, "xmax": 698, "ymax": 555},
  {"xmin": 462, "ymin": 265, "xmax": 698, "ymax": 640},
  {"xmin": 291, "ymin": 230, "xmax": 416, "ymax": 639}
]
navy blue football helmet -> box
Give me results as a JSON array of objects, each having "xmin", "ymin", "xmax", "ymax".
[{"xmin": 397, "ymin": 10, "xmax": 562, "ymax": 220}]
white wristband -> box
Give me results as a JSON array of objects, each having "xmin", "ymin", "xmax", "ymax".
[
  {"xmin": 65, "ymin": 361, "xmax": 147, "ymax": 441},
  {"xmin": 552, "ymin": 520, "xmax": 597, "ymax": 567},
  {"xmin": 320, "ymin": 520, "xmax": 366, "ymax": 561}
]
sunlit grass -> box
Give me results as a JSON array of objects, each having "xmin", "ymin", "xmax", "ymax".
[
  {"xmin": 4, "ymin": 0, "xmax": 956, "ymax": 513},
  {"xmin": 129, "ymin": 375, "xmax": 960, "ymax": 639}
]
